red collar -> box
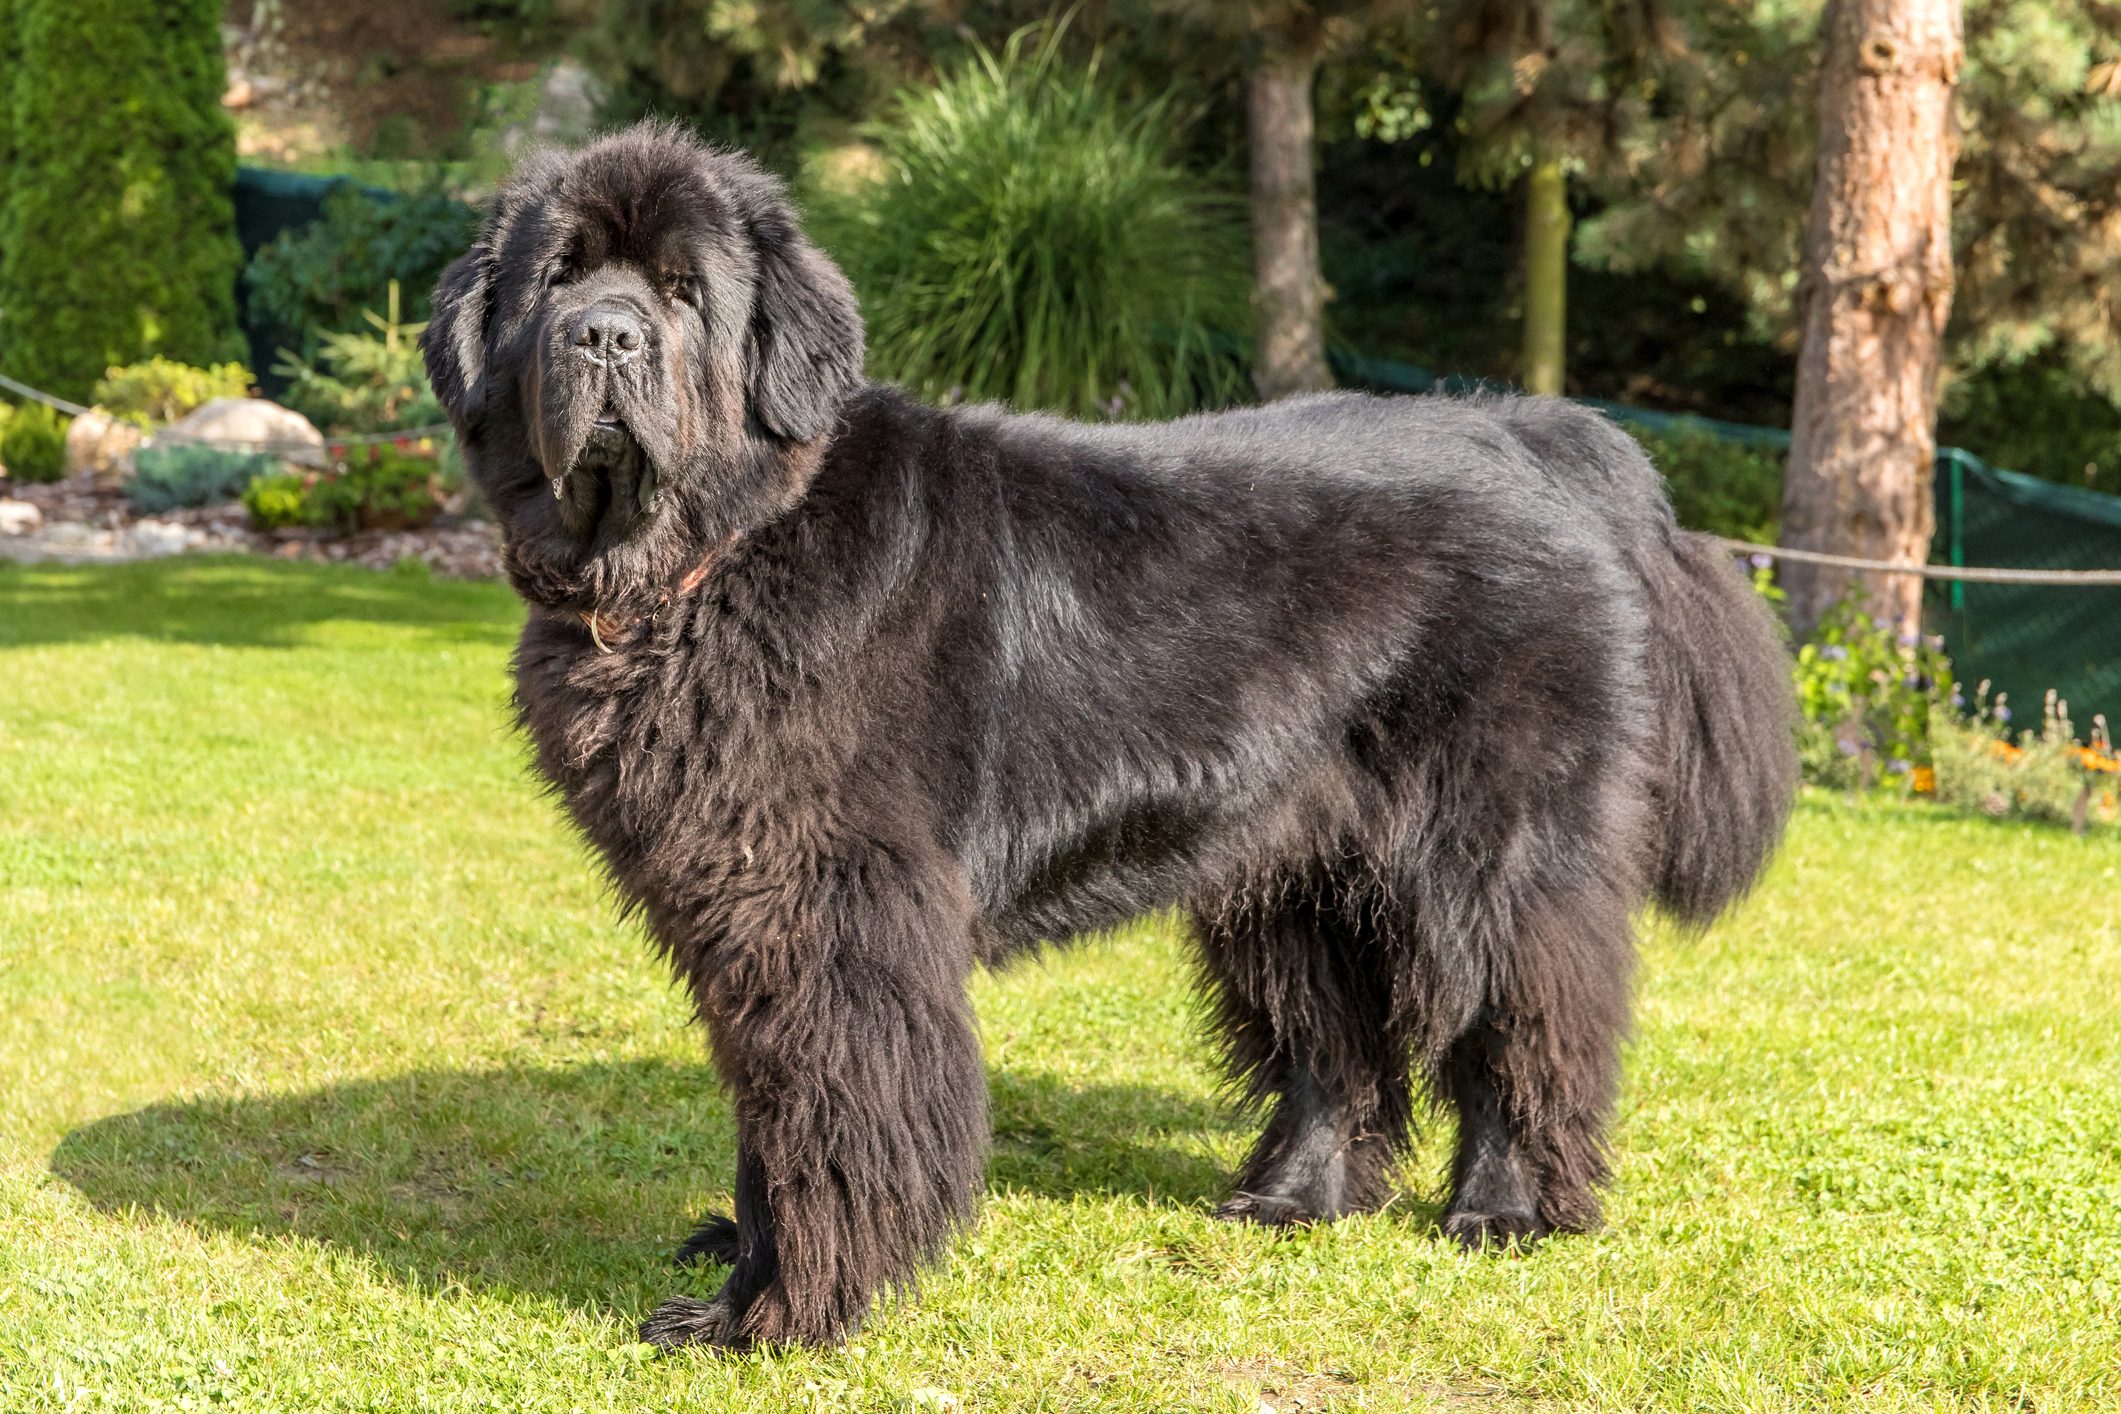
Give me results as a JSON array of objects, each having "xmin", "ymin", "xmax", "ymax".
[{"xmin": 578, "ymin": 532, "xmax": 740, "ymax": 653}]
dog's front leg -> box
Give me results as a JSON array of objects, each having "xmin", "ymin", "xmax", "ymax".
[{"xmin": 641, "ymin": 877, "xmax": 988, "ymax": 1351}]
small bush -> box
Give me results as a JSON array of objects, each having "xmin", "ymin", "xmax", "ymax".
[
  {"xmin": 241, "ymin": 451, "xmax": 442, "ymax": 533},
  {"xmin": 805, "ymin": 26, "xmax": 1251, "ymax": 420},
  {"xmin": 1, "ymin": 402, "xmax": 69, "ymax": 482},
  {"xmin": 242, "ymin": 470, "xmax": 312, "ymax": 531},
  {"xmin": 127, "ymin": 444, "xmax": 277, "ymax": 513},
  {"xmin": 245, "ymin": 186, "xmax": 478, "ymax": 350},
  {"xmin": 94, "ymin": 359, "xmax": 253, "ymax": 427},
  {"xmin": 273, "ymin": 286, "xmax": 441, "ymax": 435},
  {"xmin": 303, "ymin": 450, "xmax": 443, "ymax": 534},
  {"xmin": 1932, "ymin": 686, "xmax": 2119, "ymax": 833},
  {"xmin": 1634, "ymin": 425, "xmax": 1784, "ymax": 542},
  {"xmin": 1790, "ymin": 589, "xmax": 1954, "ymax": 792},
  {"xmin": 1765, "ymin": 573, "xmax": 2119, "ymax": 830},
  {"xmin": 1942, "ymin": 356, "xmax": 2121, "ymax": 495}
]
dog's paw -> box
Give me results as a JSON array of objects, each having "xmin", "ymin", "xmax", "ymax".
[
  {"xmin": 1439, "ymin": 1206, "xmax": 1550, "ymax": 1251},
  {"xmin": 640, "ymin": 1295, "xmax": 746, "ymax": 1352},
  {"xmin": 1213, "ymin": 1190, "xmax": 1320, "ymax": 1228},
  {"xmin": 674, "ymin": 1213, "xmax": 742, "ymax": 1269}
]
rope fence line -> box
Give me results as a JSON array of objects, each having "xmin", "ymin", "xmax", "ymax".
[
  {"xmin": 9, "ymin": 365, "xmax": 2121, "ymax": 583},
  {"xmin": 0, "ymin": 371, "xmax": 94, "ymax": 417},
  {"xmin": 0, "ymin": 370, "xmax": 451, "ymax": 451},
  {"xmin": 1713, "ymin": 537, "xmax": 2121, "ymax": 586},
  {"xmin": 149, "ymin": 423, "xmax": 456, "ymax": 453}
]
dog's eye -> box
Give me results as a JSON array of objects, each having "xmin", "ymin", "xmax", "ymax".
[
  {"xmin": 547, "ymin": 265, "xmax": 575, "ymax": 289},
  {"xmin": 663, "ymin": 274, "xmax": 698, "ymax": 306}
]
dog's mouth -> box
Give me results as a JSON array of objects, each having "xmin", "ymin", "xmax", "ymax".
[{"xmin": 552, "ymin": 407, "xmax": 659, "ymax": 541}]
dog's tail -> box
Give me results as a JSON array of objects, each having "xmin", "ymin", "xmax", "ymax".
[{"xmin": 1643, "ymin": 529, "xmax": 1799, "ymax": 926}]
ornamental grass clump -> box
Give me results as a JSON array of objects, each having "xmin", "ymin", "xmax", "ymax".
[{"xmin": 804, "ymin": 26, "xmax": 1250, "ymax": 420}]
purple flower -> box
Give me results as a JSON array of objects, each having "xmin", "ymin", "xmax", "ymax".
[
  {"xmin": 1899, "ymin": 631, "xmax": 1919, "ymax": 648},
  {"xmin": 1821, "ymin": 645, "xmax": 1849, "ymax": 661},
  {"xmin": 1888, "ymin": 758, "xmax": 1910, "ymax": 774},
  {"xmin": 1927, "ymin": 635, "xmax": 1946, "ymax": 650},
  {"xmin": 1872, "ymin": 616, "xmax": 1893, "ymax": 632},
  {"xmin": 1950, "ymin": 690, "xmax": 1965, "ymax": 709},
  {"xmin": 1995, "ymin": 705, "xmax": 2012, "ymax": 723},
  {"xmin": 1837, "ymin": 739, "xmax": 1861, "ymax": 756},
  {"xmin": 1749, "ymin": 553, "xmax": 1773, "ymax": 570}
]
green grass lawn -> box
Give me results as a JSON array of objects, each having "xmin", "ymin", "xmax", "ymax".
[{"xmin": 2, "ymin": 557, "xmax": 2117, "ymax": 1413}]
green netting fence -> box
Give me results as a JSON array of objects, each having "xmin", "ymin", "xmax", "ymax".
[
  {"xmin": 1330, "ymin": 348, "xmax": 2121, "ymax": 726},
  {"xmin": 1929, "ymin": 450, "xmax": 2121, "ymax": 725}
]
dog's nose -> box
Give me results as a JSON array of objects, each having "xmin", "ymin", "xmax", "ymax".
[{"xmin": 573, "ymin": 305, "xmax": 645, "ymax": 366}]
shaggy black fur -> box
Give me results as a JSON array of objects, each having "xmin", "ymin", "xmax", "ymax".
[{"xmin": 421, "ymin": 122, "xmax": 1799, "ymax": 1352}]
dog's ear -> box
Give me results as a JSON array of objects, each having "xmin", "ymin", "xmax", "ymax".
[
  {"xmin": 421, "ymin": 245, "xmax": 493, "ymax": 423},
  {"xmin": 745, "ymin": 210, "xmax": 865, "ymax": 442}
]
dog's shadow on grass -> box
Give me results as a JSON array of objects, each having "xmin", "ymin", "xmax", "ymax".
[{"xmin": 50, "ymin": 1059, "xmax": 1244, "ymax": 1313}]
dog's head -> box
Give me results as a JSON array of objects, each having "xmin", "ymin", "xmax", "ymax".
[{"xmin": 422, "ymin": 121, "xmax": 864, "ymax": 610}]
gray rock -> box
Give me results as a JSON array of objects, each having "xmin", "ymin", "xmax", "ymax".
[
  {"xmin": 163, "ymin": 398, "xmax": 327, "ymax": 468},
  {"xmin": 64, "ymin": 410, "xmax": 147, "ymax": 486},
  {"xmin": 0, "ymin": 499, "xmax": 42, "ymax": 536},
  {"xmin": 42, "ymin": 521, "xmax": 95, "ymax": 546},
  {"xmin": 130, "ymin": 519, "xmax": 190, "ymax": 557}
]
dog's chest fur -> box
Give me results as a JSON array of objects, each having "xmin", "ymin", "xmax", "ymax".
[
  {"xmin": 517, "ymin": 617, "xmax": 731, "ymax": 887},
  {"xmin": 504, "ymin": 527, "xmax": 976, "ymax": 978}
]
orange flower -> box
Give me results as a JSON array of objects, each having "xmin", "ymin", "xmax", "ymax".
[
  {"xmin": 1911, "ymin": 766, "xmax": 1936, "ymax": 795},
  {"xmin": 1986, "ymin": 739, "xmax": 2026, "ymax": 764}
]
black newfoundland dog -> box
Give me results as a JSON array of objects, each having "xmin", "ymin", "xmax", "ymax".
[{"xmin": 421, "ymin": 122, "xmax": 1797, "ymax": 1351}]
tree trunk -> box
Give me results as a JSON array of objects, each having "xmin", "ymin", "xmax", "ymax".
[
  {"xmin": 1247, "ymin": 38, "xmax": 1333, "ymax": 400},
  {"xmin": 1780, "ymin": 0, "xmax": 1962, "ymax": 636},
  {"xmin": 1521, "ymin": 155, "xmax": 1570, "ymax": 396}
]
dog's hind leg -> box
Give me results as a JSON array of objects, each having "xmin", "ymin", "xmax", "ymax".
[
  {"xmin": 1195, "ymin": 880, "xmax": 1413, "ymax": 1227},
  {"xmin": 674, "ymin": 1212, "xmax": 741, "ymax": 1268},
  {"xmin": 672, "ymin": 1129, "xmax": 767, "ymax": 1273},
  {"xmin": 1436, "ymin": 882, "xmax": 1632, "ymax": 1248}
]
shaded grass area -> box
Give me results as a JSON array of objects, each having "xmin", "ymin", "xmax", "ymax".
[{"xmin": 2, "ymin": 557, "xmax": 2117, "ymax": 1412}]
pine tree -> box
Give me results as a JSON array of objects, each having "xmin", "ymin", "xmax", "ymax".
[{"xmin": 563, "ymin": 0, "xmax": 924, "ymax": 153}]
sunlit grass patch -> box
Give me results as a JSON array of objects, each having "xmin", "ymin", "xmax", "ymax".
[{"xmin": 2, "ymin": 557, "xmax": 2117, "ymax": 1411}]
